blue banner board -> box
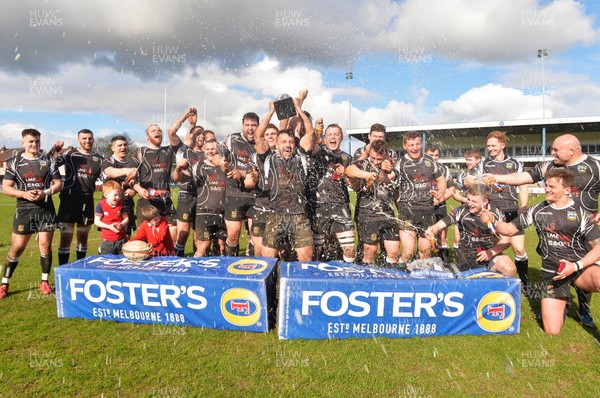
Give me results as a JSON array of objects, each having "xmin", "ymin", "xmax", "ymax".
[
  {"xmin": 278, "ymin": 262, "xmax": 521, "ymax": 340},
  {"xmin": 55, "ymin": 255, "xmax": 278, "ymax": 332}
]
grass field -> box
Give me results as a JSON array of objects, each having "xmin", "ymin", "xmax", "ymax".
[{"xmin": 0, "ymin": 191, "xmax": 599, "ymax": 398}]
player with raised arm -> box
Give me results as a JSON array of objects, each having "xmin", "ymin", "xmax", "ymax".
[
  {"xmin": 254, "ymin": 92, "xmax": 315, "ymax": 262},
  {"xmin": 132, "ymin": 123, "xmax": 182, "ymax": 244},
  {"xmin": 169, "ymin": 107, "xmax": 203, "ymax": 256}
]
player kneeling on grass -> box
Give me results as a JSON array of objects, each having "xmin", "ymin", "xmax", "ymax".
[
  {"xmin": 129, "ymin": 205, "xmax": 175, "ymax": 257},
  {"xmin": 94, "ymin": 181, "xmax": 129, "ymax": 255},
  {"xmin": 486, "ymin": 169, "xmax": 600, "ymax": 335},
  {"xmin": 1, "ymin": 128, "xmax": 63, "ymax": 298},
  {"xmin": 425, "ymin": 184, "xmax": 516, "ymax": 277}
]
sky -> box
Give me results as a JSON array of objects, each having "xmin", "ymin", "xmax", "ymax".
[{"xmin": 0, "ymin": 0, "xmax": 599, "ymax": 152}]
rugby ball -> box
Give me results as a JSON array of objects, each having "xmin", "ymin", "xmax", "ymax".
[{"xmin": 122, "ymin": 240, "xmax": 152, "ymax": 262}]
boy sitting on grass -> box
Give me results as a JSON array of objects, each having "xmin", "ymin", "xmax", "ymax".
[
  {"xmin": 129, "ymin": 205, "xmax": 175, "ymax": 256},
  {"xmin": 95, "ymin": 180, "xmax": 129, "ymax": 254}
]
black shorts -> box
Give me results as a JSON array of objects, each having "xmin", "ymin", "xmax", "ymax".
[
  {"xmin": 539, "ymin": 265, "xmax": 597, "ymax": 299},
  {"xmin": 224, "ymin": 196, "xmax": 255, "ymax": 221},
  {"xmin": 434, "ymin": 204, "xmax": 447, "ymax": 219},
  {"xmin": 176, "ymin": 191, "xmax": 197, "ymax": 224},
  {"xmin": 311, "ymin": 203, "xmax": 354, "ymax": 235},
  {"xmin": 398, "ymin": 208, "xmax": 436, "ymax": 238},
  {"xmin": 136, "ymin": 197, "xmax": 176, "ymax": 225},
  {"xmin": 502, "ymin": 210, "xmax": 524, "ymax": 237},
  {"xmin": 122, "ymin": 201, "xmax": 137, "ymax": 234},
  {"xmin": 13, "ymin": 206, "xmax": 57, "ymax": 234},
  {"xmin": 195, "ymin": 214, "xmax": 227, "ymax": 241},
  {"xmin": 250, "ymin": 207, "xmax": 271, "ymax": 238},
  {"xmin": 100, "ymin": 238, "xmax": 126, "ymax": 255},
  {"xmin": 455, "ymin": 249, "xmax": 507, "ymax": 271},
  {"xmin": 58, "ymin": 194, "xmax": 95, "ymax": 226},
  {"xmin": 263, "ymin": 213, "xmax": 313, "ymax": 249},
  {"xmin": 357, "ymin": 218, "xmax": 399, "ymax": 244}
]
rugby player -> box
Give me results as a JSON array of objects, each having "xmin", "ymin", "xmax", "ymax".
[
  {"xmin": 132, "ymin": 123, "xmax": 182, "ymax": 244},
  {"xmin": 353, "ymin": 123, "xmax": 398, "ymax": 162},
  {"xmin": 477, "ymin": 131, "xmax": 529, "ymax": 290},
  {"xmin": 56, "ymin": 129, "xmax": 103, "ymax": 264},
  {"xmin": 395, "ymin": 132, "xmax": 446, "ymax": 265},
  {"xmin": 489, "ymin": 169, "xmax": 600, "ymax": 335},
  {"xmin": 220, "ymin": 112, "xmax": 260, "ymax": 256},
  {"xmin": 482, "ymin": 133, "xmax": 600, "ymax": 326},
  {"xmin": 308, "ymin": 123, "xmax": 355, "ymax": 262},
  {"xmin": 174, "ymin": 139, "xmax": 228, "ymax": 257},
  {"xmin": 100, "ymin": 135, "xmax": 138, "ymax": 237},
  {"xmin": 169, "ymin": 107, "xmax": 203, "ymax": 256},
  {"xmin": 1, "ymin": 129, "xmax": 63, "ymax": 298},
  {"xmin": 425, "ymin": 143, "xmax": 456, "ymax": 262},
  {"xmin": 254, "ymin": 95, "xmax": 315, "ymax": 262},
  {"xmin": 346, "ymin": 140, "xmax": 399, "ymax": 266},
  {"xmin": 425, "ymin": 185, "xmax": 516, "ymax": 276}
]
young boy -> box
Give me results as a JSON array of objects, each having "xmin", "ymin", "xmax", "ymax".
[
  {"xmin": 95, "ymin": 180, "xmax": 129, "ymax": 254},
  {"xmin": 129, "ymin": 205, "xmax": 175, "ymax": 257}
]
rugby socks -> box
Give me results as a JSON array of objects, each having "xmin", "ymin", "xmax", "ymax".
[
  {"xmin": 58, "ymin": 247, "xmax": 70, "ymax": 265},
  {"xmin": 338, "ymin": 235, "xmax": 355, "ymax": 263},
  {"xmin": 76, "ymin": 246, "xmax": 87, "ymax": 260},
  {"xmin": 174, "ymin": 243, "xmax": 185, "ymax": 257},
  {"xmin": 313, "ymin": 235, "xmax": 325, "ymax": 261},
  {"xmin": 438, "ymin": 245, "xmax": 449, "ymax": 263},
  {"xmin": 576, "ymin": 288, "xmax": 594, "ymax": 324},
  {"xmin": 2, "ymin": 255, "xmax": 20, "ymax": 285},
  {"xmin": 515, "ymin": 255, "xmax": 529, "ymax": 287},
  {"xmin": 40, "ymin": 253, "xmax": 52, "ymax": 276},
  {"xmin": 225, "ymin": 243, "xmax": 239, "ymax": 257}
]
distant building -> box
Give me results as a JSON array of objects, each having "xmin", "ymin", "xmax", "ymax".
[{"xmin": 348, "ymin": 116, "xmax": 600, "ymax": 172}]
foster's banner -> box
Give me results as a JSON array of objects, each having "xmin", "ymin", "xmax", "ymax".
[
  {"xmin": 55, "ymin": 255, "xmax": 277, "ymax": 332},
  {"xmin": 278, "ymin": 262, "xmax": 521, "ymax": 340}
]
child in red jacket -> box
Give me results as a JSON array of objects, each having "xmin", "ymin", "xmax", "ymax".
[{"xmin": 129, "ymin": 205, "xmax": 175, "ymax": 256}]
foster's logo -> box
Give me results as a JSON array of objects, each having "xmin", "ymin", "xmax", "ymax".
[
  {"xmin": 476, "ymin": 291, "xmax": 517, "ymax": 332},
  {"xmin": 220, "ymin": 288, "xmax": 261, "ymax": 327},
  {"xmin": 227, "ymin": 258, "xmax": 269, "ymax": 275}
]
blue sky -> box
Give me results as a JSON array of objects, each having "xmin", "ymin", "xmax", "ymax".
[{"xmin": 1, "ymin": 0, "xmax": 599, "ymax": 151}]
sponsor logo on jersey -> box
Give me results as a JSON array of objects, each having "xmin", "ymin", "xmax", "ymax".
[
  {"xmin": 476, "ymin": 291, "xmax": 516, "ymax": 332},
  {"xmin": 220, "ymin": 288, "xmax": 261, "ymax": 326}
]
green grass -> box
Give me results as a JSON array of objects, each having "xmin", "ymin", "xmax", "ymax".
[{"xmin": 0, "ymin": 192, "xmax": 599, "ymax": 398}]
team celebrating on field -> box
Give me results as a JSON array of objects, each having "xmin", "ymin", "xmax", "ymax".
[{"xmin": 2, "ymin": 89, "xmax": 600, "ymax": 335}]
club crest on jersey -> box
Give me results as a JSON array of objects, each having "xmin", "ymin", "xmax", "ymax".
[
  {"xmin": 424, "ymin": 160, "xmax": 432, "ymax": 168},
  {"xmin": 506, "ymin": 163, "xmax": 514, "ymax": 170},
  {"xmin": 566, "ymin": 211, "xmax": 576, "ymax": 221},
  {"xmin": 40, "ymin": 160, "xmax": 48, "ymax": 167},
  {"xmin": 577, "ymin": 164, "xmax": 587, "ymax": 173}
]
